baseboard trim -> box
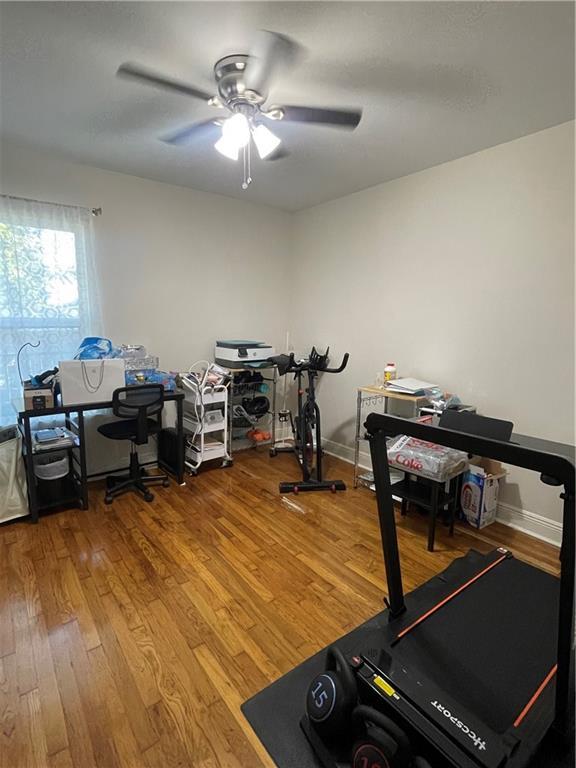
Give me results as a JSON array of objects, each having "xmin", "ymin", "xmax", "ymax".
[
  {"xmin": 322, "ymin": 438, "xmax": 563, "ymax": 547},
  {"xmin": 495, "ymin": 502, "xmax": 562, "ymax": 547},
  {"xmin": 322, "ymin": 438, "xmax": 371, "ymax": 470}
]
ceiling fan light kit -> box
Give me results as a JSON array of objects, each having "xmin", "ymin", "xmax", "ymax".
[
  {"xmin": 214, "ymin": 134, "xmax": 239, "ymax": 162},
  {"xmin": 213, "ymin": 108, "xmax": 280, "ymax": 187},
  {"xmin": 222, "ymin": 113, "xmax": 251, "ymax": 148},
  {"xmin": 252, "ymin": 124, "xmax": 281, "ymax": 159},
  {"xmin": 117, "ymin": 30, "xmax": 362, "ymax": 190}
]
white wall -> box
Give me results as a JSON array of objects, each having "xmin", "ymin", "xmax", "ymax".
[
  {"xmin": 1, "ymin": 141, "xmax": 292, "ymax": 473},
  {"xmin": 291, "ymin": 121, "xmax": 575, "ymax": 535},
  {"xmin": 2, "ymin": 125, "xmax": 573, "ymax": 535},
  {"xmin": 0, "ymin": 141, "xmax": 292, "ymax": 370}
]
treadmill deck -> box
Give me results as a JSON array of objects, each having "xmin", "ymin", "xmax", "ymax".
[
  {"xmin": 242, "ymin": 549, "xmax": 571, "ymax": 768},
  {"xmin": 358, "ymin": 550, "xmax": 560, "ymax": 766},
  {"xmin": 390, "ymin": 553, "xmax": 559, "ymax": 732}
]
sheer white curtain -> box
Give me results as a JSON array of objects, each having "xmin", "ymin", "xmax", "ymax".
[{"xmin": 0, "ymin": 195, "xmax": 102, "ymax": 425}]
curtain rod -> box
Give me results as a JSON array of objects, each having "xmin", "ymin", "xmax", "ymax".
[{"xmin": 0, "ymin": 193, "xmax": 102, "ymax": 217}]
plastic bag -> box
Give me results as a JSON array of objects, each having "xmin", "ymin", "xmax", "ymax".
[
  {"xmin": 124, "ymin": 370, "xmax": 176, "ymax": 391},
  {"xmin": 74, "ymin": 337, "xmax": 113, "ymax": 360},
  {"xmin": 387, "ymin": 434, "xmax": 468, "ymax": 482},
  {"xmin": 119, "ymin": 344, "xmax": 147, "ymax": 359},
  {"xmin": 428, "ymin": 392, "xmax": 463, "ymax": 412},
  {"xmin": 0, "ymin": 427, "xmax": 28, "ymax": 522}
]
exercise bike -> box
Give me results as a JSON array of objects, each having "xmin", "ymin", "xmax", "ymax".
[{"xmin": 270, "ymin": 347, "xmax": 349, "ymax": 494}]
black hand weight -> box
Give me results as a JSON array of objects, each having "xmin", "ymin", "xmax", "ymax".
[
  {"xmin": 351, "ymin": 705, "xmax": 413, "ymax": 768},
  {"xmin": 305, "ymin": 645, "xmax": 358, "ymax": 735}
]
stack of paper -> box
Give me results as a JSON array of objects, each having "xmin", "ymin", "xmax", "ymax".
[{"xmin": 385, "ymin": 377, "xmax": 438, "ymax": 395}]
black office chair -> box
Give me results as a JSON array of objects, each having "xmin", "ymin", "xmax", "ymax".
[{"xmin": 97, "ymin": 385, "xmax": 169, "ymax": 504}]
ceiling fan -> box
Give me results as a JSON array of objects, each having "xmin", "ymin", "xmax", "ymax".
[{"xmin": 117, "ymin": 30, "xmax": 363, "ymax": 189}]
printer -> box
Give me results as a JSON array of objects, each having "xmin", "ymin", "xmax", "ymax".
[{"xmin": 215, "ymin": 340, "xmax": 275, "ymax": 368}]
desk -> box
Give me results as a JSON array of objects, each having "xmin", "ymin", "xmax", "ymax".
[
  {"xmin": 353, "ymin": 385, "xmax": 430, "ymax": 487},
  {"xmin": 13, "ymin": 391, "xmax": 185, "ymax": 523}
]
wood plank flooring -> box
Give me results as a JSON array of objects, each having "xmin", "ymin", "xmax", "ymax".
[{"xmin": 0, "ymin": 450, "xmax": 560, "ymax": 767}]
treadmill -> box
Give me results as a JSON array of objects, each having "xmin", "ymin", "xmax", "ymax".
[
  {"xmin": 301, "ymin": 412, "xmax": 574, "ymax": 767},
  {"xmin": 357, "ymin": 413, "xmax": 574, "ymax": 767}
]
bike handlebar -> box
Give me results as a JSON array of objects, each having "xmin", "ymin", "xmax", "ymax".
[
  {"xmin": 279, "ymin": 350, "xmax": 349, "ymax": 375},
  {"xmin": 323, "ymin": 352, "xmax": 349, "ymax": 374}
]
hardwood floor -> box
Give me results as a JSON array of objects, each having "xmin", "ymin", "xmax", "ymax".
[{"xmin": 0, "ymin": 450, "xmax": 560, "ymax": 767}]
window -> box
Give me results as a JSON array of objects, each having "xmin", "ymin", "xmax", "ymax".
[{"xmin": 0, "ymin": 196, "xmax": 101, "ymax": 425}]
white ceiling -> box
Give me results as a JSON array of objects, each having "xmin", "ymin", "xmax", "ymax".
[{"xmin": 0, "ymin": 2, "xmax": 573, "ymax": 211}]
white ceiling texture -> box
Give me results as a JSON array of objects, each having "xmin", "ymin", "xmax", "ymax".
[{"xmin": 0, "ymin": 2, "xmax": 573, "ymax": 210}]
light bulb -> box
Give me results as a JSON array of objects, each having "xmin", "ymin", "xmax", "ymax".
[
  {"xmin": 221, "ymin": 113, "xmax": 250, "ymax": 148},
  {"xmin": 214, "ymin": 136, "xmax": 239, "ymax": 161},
  {"xmin": 252, "ymin": 124, "xmax": 282, "ymax": 159}
]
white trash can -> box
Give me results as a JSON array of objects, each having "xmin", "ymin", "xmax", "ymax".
[{"xmin": 34, "ymin": 452, "xmax": 69, "ymax": 481}]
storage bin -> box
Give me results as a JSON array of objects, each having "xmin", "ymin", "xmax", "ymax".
[{"xmin": 34, "ymin": 452, "xmax": 69, "ymax": 480}]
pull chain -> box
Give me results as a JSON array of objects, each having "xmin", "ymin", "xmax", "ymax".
[{"xmin": 242, "ymin": 140, "xmax": 252, "ymax": 190}]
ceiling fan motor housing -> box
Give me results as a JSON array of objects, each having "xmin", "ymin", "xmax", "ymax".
[{"xmin": 214, "ymin": 54, "xmax": 265, "ymax": 111}]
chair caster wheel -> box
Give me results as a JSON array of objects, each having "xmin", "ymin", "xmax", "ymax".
[
  {"xmin": 104, "ymin": 495, "xmax": 113, "ymax": 505},
  {"xmin": 144, "ymin": 492, "xmax": 154, "ymax": 502},
  {"xmin": 269, "ymin": 448, "xmax": 277, "ymax": 457},
  {"xmin": 162, "ymin": 479, "xmax": 170, "ymax": 488}
]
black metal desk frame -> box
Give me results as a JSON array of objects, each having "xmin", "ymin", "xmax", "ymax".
[
  {"xmin": 15, "ymin": 391, "xmax": 185, "ymax": 523},
  {"xmin": 366, "ymin": 413, "xmax": 575, "ymax": 742}
]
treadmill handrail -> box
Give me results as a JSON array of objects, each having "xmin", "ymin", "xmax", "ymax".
[
  {"xmin": 365, "ymin": 412, "xmax": 575, "ymax": 742},
  {"xmin": 365, "ymin": 413, "xmax": 575, "ymax": 490}
]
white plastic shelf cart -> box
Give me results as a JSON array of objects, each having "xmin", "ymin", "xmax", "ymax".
[{"xmin": 181, "ymin": 380, "xmax": 231, "ymax": 474}]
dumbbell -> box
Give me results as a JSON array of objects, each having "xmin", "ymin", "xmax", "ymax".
[
  {"xmin": 351, "ymin": 705, "xmax": 433, "ymax": 768},
  {"xmin": 305, "ymin": 645, "xmax": 358, "ymax": 738}
]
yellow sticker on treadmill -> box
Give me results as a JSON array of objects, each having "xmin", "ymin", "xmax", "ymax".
[{"xmin": 373, "ymin": 676, "xmax": 396, "ymax": 697}]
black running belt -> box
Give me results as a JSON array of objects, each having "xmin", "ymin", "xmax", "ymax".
[
  {"xmin": 394, "ymin": 552, "xmax": 509, "ymax": 641},
  {"xmin": 391, "ymin": 557, "xmax": 559, "ymax": 733}
]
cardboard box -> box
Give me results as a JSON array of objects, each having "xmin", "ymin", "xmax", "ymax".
[
  {"xmin": 461, "ymin": 458, "xmax": 507, "ymax": 529},
  {"xmin": 23, "ymin": 384, "xmax": 54, "ymax": 411}
]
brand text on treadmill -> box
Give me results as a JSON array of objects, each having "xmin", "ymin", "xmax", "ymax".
[{"xmin": 430, "ymin": 700, "xmax": 487, "ymax": 751}]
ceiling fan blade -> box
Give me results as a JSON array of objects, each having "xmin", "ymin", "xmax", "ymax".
[
  {"xmin": 243, "ymin": 30, "xmax": 301, "ymax": 95},
  {"xmin": 278, "ymin": 105, "xmax": 362, "ymax": 129},
  {"xmin": 161, "ymin": 119, "xmax": 221, "ymax": 146},
  {"xmin": 117, "ymin": 62, "xmax": 213, "ymax": 102}
]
